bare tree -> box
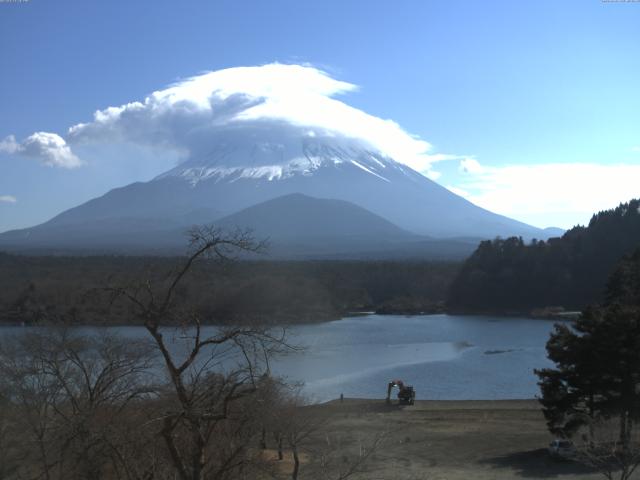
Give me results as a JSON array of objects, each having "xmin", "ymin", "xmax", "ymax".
[
  {"xmin": 0, "ymin": 384, "xmax": 19, "ymax": 480},
  {"xmin": 107, "ymin": 226, "xmax": 291, "ymax": 480},
  {"xmin": 572, "ymin": 416, "xmax": 640, "ymax": 480},
  {"xmin": 0, "ymin": 226, "xmax": 384, "ymax": 480},
  {"xmin": 264, "ymin": 390, "xmax": 387, "ymax": 480},
  {"xmin": 306, "ymin": 430, "xmax": 387, "ymax": 480},
  {"xmin": 0, "ymin": 329, "xmax": 158, "ymax": 480},
  {"xmin": 280, "ymin": 397, "xmax": 323, "ymax": 480}
]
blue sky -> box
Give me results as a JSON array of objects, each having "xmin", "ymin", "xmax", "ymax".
[{"xmin": 1, "ymin": 0, "xmax": 639, "ymax": 232}]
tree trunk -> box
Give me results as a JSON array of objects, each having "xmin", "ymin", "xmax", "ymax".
[
  {"xmin": 191, "ymin": 432, "xmax": 206, "ymax": 480},
  {"xmin": 260, "ymin": 427, "xmax": 267, "ymax": 450},
  {"xmin": 277, "ymin": 436, "xmax": 283, "ymax": 461},
  {"xmin": 291, "ymin": 444, "xmax": 300, "ymax": 480},
  {"xmin": 620, "ymin": 411, "xmax": 627, "ymax": 447}
]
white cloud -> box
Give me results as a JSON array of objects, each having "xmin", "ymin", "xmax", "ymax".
[
  {"xmin": 1, "ymin": 63, "xmax": 458, "ymax": 174},
  {"xmin": 425, "ymin": 169, "xmax": 442, "ymax": 180},
  {"xmin": 426, "ymin": 153, "xmax": 466, "ymax": 163},
  {"xmin": 0, "ymin": 195, "xmax": 17, "ymax": 204},
  {"xmin": 405, "ymin": 152, "xmax": 467, "ymax": 176},
  {"xmin": 448, "ymin": 161, "xmax": 640, "ymax": 228},
  {"xmin": 458, "ymin": 157, "xmax": 484, "ymax": 174},
  {"xmin": 0, "ymin": 135, "xmax": 20, "ymax": 154},
  {"xmin": 446, "ymin": 185, "xmax": 470, "ymax": 198},
  {"xmin": 0, "ymin": 133, "xmax": 82, "ymax": 169},
  {"xmin": 632, "ymin": 146, "xmax": 640, "ymax": 153}
]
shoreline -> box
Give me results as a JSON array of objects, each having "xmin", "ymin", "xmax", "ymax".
[
  {"xmin": 320, "ymin": 397, "xmax": 541, "ymax": 409},
  {"xmin": 0, "ymin": 310, "xmax": 571, "ymax": 328}
]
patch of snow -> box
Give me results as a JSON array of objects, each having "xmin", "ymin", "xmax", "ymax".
[
  {"xmin": 239, "ymin": 165, "xmax": 284, "ymax": 181},
  {"xmin": 350, "ymin": 160, "xmax": 390, "ymax": 182},
  {"xmin": 369, "ymin": 155, "xmax": 387, "ymax": 169},
  {"xmin": 158, "ymin": 133, "xmax": 406, "ymax": 187}
]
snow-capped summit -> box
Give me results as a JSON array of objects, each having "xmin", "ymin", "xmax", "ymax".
[{"xmin": 157, "ymin": 125, "xmax": 412, "ymax": 186}]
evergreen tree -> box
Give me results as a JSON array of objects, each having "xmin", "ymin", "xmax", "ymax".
[
  {"xmin": 536, "ymin": 249, "xmax": 640, "ymax": 478},
  {"xmin": 448, "ymin": 199, "xmax": 640, "ymax": 312}
]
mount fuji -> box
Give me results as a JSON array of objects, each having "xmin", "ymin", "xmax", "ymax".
[
  {"xmin": 0, "ymin": 126, "xmax": 549, "ymax": 257},
  {"xmin": 0, "ymin": 64, "xmax": 556, "ymax": 258}
]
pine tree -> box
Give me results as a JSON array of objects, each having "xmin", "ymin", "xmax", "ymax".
[{"xmin": 536, "ymin": 249, "xmax": 640, "ymax": 479}]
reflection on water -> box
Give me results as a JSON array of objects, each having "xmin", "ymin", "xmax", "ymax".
[{"xmin": 0, "ymin": 314, "xmax": 561, "ymax": 402}]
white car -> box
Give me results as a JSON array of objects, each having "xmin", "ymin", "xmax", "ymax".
[{"xmin": 548, "ymin": 439, "xmax": 576, "ymax": 459}]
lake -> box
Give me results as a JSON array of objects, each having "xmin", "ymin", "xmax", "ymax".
[
  {"xmin": 0, "ymin": 314, "xmax": 562, "ymax": 403},
  {"xmin": 274, "ymin": 314, "xmax": 560, "ymax": 402}
]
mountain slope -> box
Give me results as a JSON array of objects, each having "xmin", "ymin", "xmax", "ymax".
[
  {"xmin": 215, "ymin": 193, "xmax": 416, "ymax": 240},
  {"xmin": 0, "ymin": 193, "xmax": 480, "ymax": 259},
  {"xmin": 0, "ymin": 131, "xmax": 548, "ymax": 254},
  {"xmin": 211, "ymin": 193, "xmax": 480, "ymax": 259}
]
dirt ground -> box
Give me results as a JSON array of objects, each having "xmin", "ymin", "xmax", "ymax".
[{"xmin": 297, "ymin": 398, "xmax": 606, "ymax": 480}]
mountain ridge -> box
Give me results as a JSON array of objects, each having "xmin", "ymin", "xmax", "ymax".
[{"xmin": 0, "ymin": 132, "xmax": 554, "ymax": 256}]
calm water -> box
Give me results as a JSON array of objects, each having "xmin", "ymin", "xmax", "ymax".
[
  {"xmin": 0, "ymin": 314, "xmax": 561, "ymax": 402},
  {"xmin": 274, "ymin": 314, "xmax": 560, "ymax": 402}
]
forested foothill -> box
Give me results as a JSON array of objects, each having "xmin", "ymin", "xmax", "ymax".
[
  {"xmin": 0, "ymin": 251, "xmax": 459, "ymax": 326},
  {"xmin": 447, "ymin": 199, "xmax": 640, "ymax": 314}
]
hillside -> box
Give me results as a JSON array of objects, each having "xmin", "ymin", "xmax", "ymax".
[
  {"xmin": 216, "ymin": 193, "xmax": 416, "ymax": 240},
  {"xmin": 212, "ymin": 194, "xmax": 478, "ymax": 259},
  {"xmin": 447, "ymin": 199, "xmax": 640, "ymax": 312}
]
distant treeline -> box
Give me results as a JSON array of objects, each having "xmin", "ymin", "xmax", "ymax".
[
  {"xmin": 447, "ymin": 199, "xmax": 640, "ymax": 313},
  {"xmin": 7, "ymin": 199, "xmax": 638, "ymax": 324},
  {"xmin": 0, "ymin": 254, "xmax": 460, "ymax": 325}
]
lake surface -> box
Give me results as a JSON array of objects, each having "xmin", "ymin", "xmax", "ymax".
[
  {"xmin": 274, "ymin": 314, "xmax": 559, "ymax": 402},
  {"xmin": 0, "ymin": 314, "xmax": 561, "ymax": 402}
]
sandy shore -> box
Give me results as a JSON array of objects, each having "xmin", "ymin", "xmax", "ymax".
[{"xmin": 298, "ymin": 398, "xmax": 602, "ymax": 480}]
